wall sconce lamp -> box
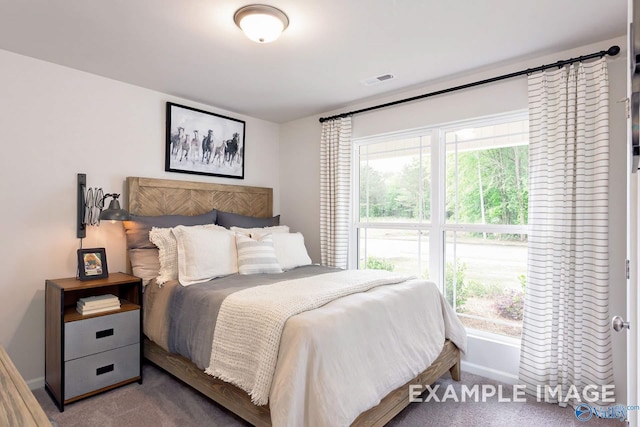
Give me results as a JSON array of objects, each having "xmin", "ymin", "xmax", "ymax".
[
  {"xmin": 234, "ymin": 4, "xmax": 289, "ymax": 43},
  {"xmin": 77, "ymin": 173, "xmax": 130, "ymax": 238},
  {"xmin": 99, "ymin": 194, "xmax": 130, "ymax": 222}
]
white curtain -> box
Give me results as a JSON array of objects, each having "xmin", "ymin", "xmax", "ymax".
[
  {"xmin": 519, "ymin": 58, "xmax": 614, "ymax": 406},
  {"xmin": 320, "ymin": 116, "xmax": 352, "ymax": 268}
]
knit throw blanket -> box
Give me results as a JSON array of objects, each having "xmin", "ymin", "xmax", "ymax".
[{"xmin": 204, "ymin": 269, "xmax": 414, "ymax": 405}]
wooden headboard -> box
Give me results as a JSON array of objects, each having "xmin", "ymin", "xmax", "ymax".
[{"xmin": 126, "ymin": 177, "xmax": 273, "ymax": 217}]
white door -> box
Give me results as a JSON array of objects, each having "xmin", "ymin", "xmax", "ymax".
[
  {"xmin": 626, "ymin": 171, "xmax": 638, "ymax": 427},
  {"xmin": 627, "ymin": 2, "xmax": 640, "ymax": 424}
]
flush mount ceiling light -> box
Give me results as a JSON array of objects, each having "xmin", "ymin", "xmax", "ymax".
[{"xmin": 234, "ymin": 4, "xmax": 289, "ymax": 43}]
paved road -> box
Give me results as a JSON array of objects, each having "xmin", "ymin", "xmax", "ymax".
[{"xmin": 363, "ymin": 237, "xmax": 527, "ymax": 289}]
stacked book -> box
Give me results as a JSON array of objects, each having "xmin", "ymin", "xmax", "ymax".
[{"xmin": 76, "ymin": 294, "xmax": 121, "ymax": 315}]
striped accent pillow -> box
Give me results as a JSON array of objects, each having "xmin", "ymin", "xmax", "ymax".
[{"xmin": 235, "ymin": 234, "xmax": 283, "ymax": 275}]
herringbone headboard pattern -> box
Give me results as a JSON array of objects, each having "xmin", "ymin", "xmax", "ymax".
[{"xmin": 126, "ymin": 177, "xmax": 273, "ymax": 218}]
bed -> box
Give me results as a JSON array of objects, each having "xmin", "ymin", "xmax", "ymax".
[{"xmin": 126, "ymin": 176, "xmax": 466, "ymax": 427}]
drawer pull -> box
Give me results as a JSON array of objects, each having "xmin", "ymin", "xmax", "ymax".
[
  {"xmin": 96, "ymin": 328, "xmax": 114, "ymax": 339},
  {"xmin": 96, "ymin": 364, "xmax": 114, "ymax": 376}
]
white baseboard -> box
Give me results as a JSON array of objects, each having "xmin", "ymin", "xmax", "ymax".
[
  {"xmin": 27, "ymin": 376, "xmax": 44, "ymax": 390},
  {"xmin": 461, "ymin": 361, "xmax": 519, "ymax": 385}
]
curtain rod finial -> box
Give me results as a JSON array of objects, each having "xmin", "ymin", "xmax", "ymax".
[{"xmin": 608, "ymin": 46, "xmax": 620, "ymax": 56}]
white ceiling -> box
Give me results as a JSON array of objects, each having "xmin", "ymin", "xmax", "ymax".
[{"xmin": 0, "ymin": 0, "xmax": 627, "ymax": 123}]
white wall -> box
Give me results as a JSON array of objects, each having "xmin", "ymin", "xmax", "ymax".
[
  {"xmin": 280, "ymin": 37, "xmax": 628, "ymax": 401},
  {"xmin": 0, "ymin": 49, "xmax": 281, "ymax": 385},
  {"xmin": 279, "ymin": 116, "xmax": 322, "ymax": 261}
]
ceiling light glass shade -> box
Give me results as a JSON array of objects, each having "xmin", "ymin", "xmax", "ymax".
[
  {"xmin": 99, "ymin": 198, "xmax": 131, "ymax": 221},
  {"xmin": 234, "ymin": 5, "xmax": 289, "ymax": 43}
]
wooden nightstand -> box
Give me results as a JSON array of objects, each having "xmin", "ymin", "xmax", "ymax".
[{"xmin": 44, "ymin": 272, "xmax": 142, "ymax": 411}]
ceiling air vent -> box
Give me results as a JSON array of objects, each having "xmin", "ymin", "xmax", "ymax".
[{"xmin": 361, "ymin": 74, "xmax": 395, "ymax": 86}]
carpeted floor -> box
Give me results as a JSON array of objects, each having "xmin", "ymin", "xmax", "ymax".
[{"xmin": 33, "ymin": 362, "xmax": 622, "ymax": 426}]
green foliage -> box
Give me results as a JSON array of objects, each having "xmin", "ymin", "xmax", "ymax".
[
  {"xmin": 494, "ymin": 289, "xmax": 525, "ymax": 321},
  {"xmin": 366, "ymin": 257, "xmax": 395, "ymax": 272},
  {"xmin": 494, "ymin": 274, "xmax": 527, "ymax": 321},
  {"xmin": 360, "ymin": 144, "xmax": 528, "ymax": 228},
  {"xmin": 466, "ymin": 280, "xmax": 503, "ymax": 298},
  {"xmin": 445, "ymin": 261, "xmax": 470, "ymax": 311},
  {"xmin": 445, "ymin": 146, "xmax": 528, "ymax": 226},
  {"xmin": 360, "ymin": 157, "xmax": 430, "ymax": 220},
  {"xmin": 359, "ymin": 165, "xmax": 388, "ymax": 218},
  {"xmin": 518, "ymin": 274, "xmax": 526, "ymax": 291}
]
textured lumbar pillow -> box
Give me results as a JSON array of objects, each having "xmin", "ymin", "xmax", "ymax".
[
  {"xmin": 235, "ymin": 233, "xmax": 283, "ymax": 275},
  {"xmin": 149, "ymin": 227, "xmax": 179, "ymax": 285}
]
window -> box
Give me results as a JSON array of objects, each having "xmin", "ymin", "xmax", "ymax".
[
  {"xmin": 354, "ymin": 112, "xmax": 528, "ymax": 339},
  {"xmin": 357, "ymin": 134, "xmax": 432, "ymax": 276}
]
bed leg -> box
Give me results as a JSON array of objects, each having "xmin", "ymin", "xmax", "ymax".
[{"xmin": 449, "ymin": 361, "xmax": 461, "ymax": 381}]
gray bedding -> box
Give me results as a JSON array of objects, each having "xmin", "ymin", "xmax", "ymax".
[{"xmin": 167, "ymin": 265, "xmax": 338, "ymax": 369}]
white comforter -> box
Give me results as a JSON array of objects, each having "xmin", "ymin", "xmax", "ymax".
[
  {"xmin": 217, "ymin": 273, "xmax": 467, "ymax": 426},
  {"xmin": 206, "ymin": 270, "xmax": 415, "ymax": 405}
]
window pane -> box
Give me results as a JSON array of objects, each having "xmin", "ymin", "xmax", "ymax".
[
  {"xmin": 359, "ymin": 136, "xmax": 431, "ymax": 223},
  {"xmin": 444, "ymin": 231, "xmax": 527, "ymax": 338},
  {"xmin": 445, "ymin": 121, "xmax": 528, "ymax": 225},
  {"xmin": 358, "ymin": 228, "xmax": 429, "ymax": 277},
  {"xmin": 354, "ymin": 112, "xmax": 529, "ymax": 341}
]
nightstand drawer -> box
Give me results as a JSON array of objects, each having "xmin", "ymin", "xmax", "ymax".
[
  {"xmin": 65, "ymin": 310, "xmax": 139, "ymax": 361},
  {"xmin": 64, "ymin": 343, "xmax": 140, "ymax": 400}
]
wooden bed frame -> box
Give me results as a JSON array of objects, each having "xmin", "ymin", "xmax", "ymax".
[{"xmin": 126, "ymin": 176, "xmax": 461, "ymax": 427}]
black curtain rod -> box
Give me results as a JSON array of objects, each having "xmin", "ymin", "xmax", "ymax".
[{"xmin": 318, "ymin": 45, "xmax": 621, "ymax": 123}]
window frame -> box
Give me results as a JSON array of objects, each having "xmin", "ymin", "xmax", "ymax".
[
  {"xmin": 351, "ymin": 110, "xmax": 529, "ymax": 340},
  {"xmin": 351, "ymin": 129, "xmax": 435, "ymax": 275}
]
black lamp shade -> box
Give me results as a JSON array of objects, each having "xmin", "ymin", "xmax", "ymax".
[{"xmin": 99, "ymin": 198, "xmax": 131, "ymax": 221}]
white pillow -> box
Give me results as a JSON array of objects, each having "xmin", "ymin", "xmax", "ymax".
[
  {"xmin": 172, "ymin": 225, "xmax": 238, "ymax": 286},
  {"xmin": 128, "ymin": 248, "xmax": 160, "ymax": 287},
  {"xmin": 231, "ymin": 225, "xmax": 290, "ymax": 240},
  {"xmin": 271, "ymin": 232, "xmax": 312, "ymax": 270},
  {"xmin": 149, "ymin": 224, "xmax": 225, "ymax": 285},
  {"xmin": 235, "ymin": 234, "xmax": 283, "ymax": 275}
]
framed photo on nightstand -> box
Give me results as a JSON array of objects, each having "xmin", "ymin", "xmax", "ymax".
[{"xmin": 77, "ymin": 247, "xmax": 108, "ymax": 281}]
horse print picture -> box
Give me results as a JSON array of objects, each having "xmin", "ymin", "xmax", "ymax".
[{"xmin": 165, "ymin": 102, "xmax": 245, "ymax": 179}]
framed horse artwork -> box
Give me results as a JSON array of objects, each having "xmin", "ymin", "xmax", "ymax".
[{"xmin": 165, "ymin": 102, "xmax": 245, "ymax": 179}]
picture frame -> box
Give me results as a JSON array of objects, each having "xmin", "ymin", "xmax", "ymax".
[
  {"xmin": 77, "ymin": 247, "xmax": 109, "ymax": 281},
  {"xmin": 165, "ymin": 102, "xmax": 246, "ymax": 179}
]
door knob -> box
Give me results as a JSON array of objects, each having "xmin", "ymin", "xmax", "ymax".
[{"xmin": 611, "ymin": 316, "xmax": 630, "ymax": 332}]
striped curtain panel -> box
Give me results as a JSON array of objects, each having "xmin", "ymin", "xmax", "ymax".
[
  {"xmin": 519, "ymin": 58, "xmax": 613, "ymax": 407},
  {"xmin": 320, "ymin": 116, "xmax": 352, "ymax": 268}
]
